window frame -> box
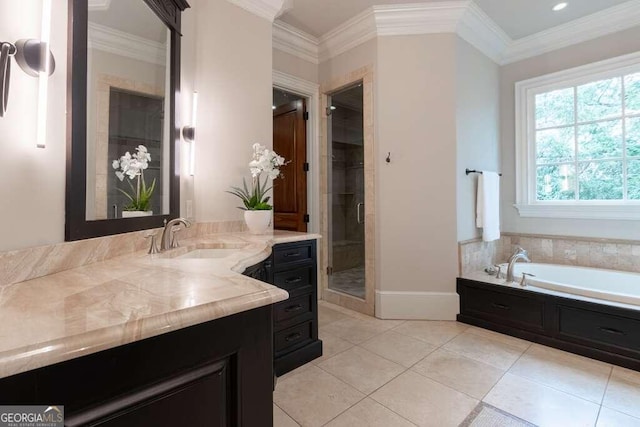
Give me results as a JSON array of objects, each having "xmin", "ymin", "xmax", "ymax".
[{"xmin": 514, "ymin": 51, "xmax": 640, "ymax": 220}]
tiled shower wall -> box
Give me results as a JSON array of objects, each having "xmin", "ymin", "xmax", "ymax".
[{"xmin": 459, "ymin": 233, "xmax": 640, "ymax": 275}]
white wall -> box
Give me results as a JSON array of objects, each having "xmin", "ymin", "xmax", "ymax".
[
  {"xmin": 0, "ymin": 0, "xmax": 67, "ymax": 251},
  {"xmin": 456, "ymin": 37, "xmax": 500, "ymax": 242},
  {"xmin": 180, "ymin": 1, "xmax": 197, "ymax": 220},
  {"xmin": 193, "ymin": 0, "xmax": 274, "ymax": 222},
  {"xmin": 500, "ymin": 26, "xmax": 640, "ymax": 240}
]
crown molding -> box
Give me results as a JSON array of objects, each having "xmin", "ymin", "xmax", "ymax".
[
  {"xmin": 318, "ymin": 8, "xmax": 377, "ymax": 62},
  {"xmin": 273, "ymin": 21, "xmax": 319, "ymax": 64},
  {"xmin": 501, "ymin": 0, "xmax": 640, "ymax": 65},
  {"xmin": 373, "ymin": 1, "xmax": 466, "ymax": 36},
  {"xmin": 226, "ymin": 0, "xmax": 286, "ymax": 22},
  {"xmin": 457, "ymin": 2, "xmax": 510, "ymax": 64},
  {"xmin": 273, "ymin": 0, "xmax": 640, "ymax": 66},
  {"xmin": 88, "ymin": 0, "xmax": 111, "ymax": 12},
  {"xmin": 88, "ymin": 22, "xmax": 167, "ymax": 67}
]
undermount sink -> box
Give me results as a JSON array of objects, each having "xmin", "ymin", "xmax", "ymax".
[{"xmin": 177, "ymin": 248, "xmax": 241, "ymax": 259}]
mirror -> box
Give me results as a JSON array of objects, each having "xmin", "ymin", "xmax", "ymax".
[{"xmin": 66, "ymin": 0, "xmax": 189, "ymax": 241}]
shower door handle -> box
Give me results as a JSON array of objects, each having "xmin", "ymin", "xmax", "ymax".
[{"xmin": 356, "ymin": 203, "xmax": 364, "ymax": 224}]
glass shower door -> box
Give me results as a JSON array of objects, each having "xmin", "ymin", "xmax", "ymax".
[{"xmin": 328, "ymin": 83, "xmax": 365, "ymax": 299}]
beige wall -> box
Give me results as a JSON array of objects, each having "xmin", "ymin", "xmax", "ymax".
[
  {"xmin": 0, "ymin": 0, "xmax": 67, "ymax": 251},
  {"xmin": 319, "ymin": 39, "xmax": 377, "ymax": 85},
  {"xmin": 376, "ymin": 34, "xmax": 459, "ymax": 296},
  {"xmin": 500, "ymin": 26, "xmax": 640, "ymax": 241},
  {"xmin": 0, "ymin": 0, "xmax": 270, "ymax": 251},
  {"xmin": 456, "ymin": 37, "xmax": 500, "ymax": 242},
  {"xmin": 273, "ymin": 49, "xmax": 318, "ymax": 83},
  {"xmin": 193, "ymin": 0, "xmax": 274, "ymax": 222}
]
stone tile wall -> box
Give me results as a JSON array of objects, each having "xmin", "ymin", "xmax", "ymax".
[{"xmin": 459, "ymin": 233, "xmax": 640, "ymax": 275}]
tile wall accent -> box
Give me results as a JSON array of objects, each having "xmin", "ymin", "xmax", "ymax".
[
  {"xmin": 458, "ymin": 239, "xmax": 502, "ymax": 276},
  {"xmin": 459, "ymin": 233, "xmax": 640, "ymax": 275},
  {"xmin": 0, "ymin": 221, "xmax": 245, "ymax": 288}
]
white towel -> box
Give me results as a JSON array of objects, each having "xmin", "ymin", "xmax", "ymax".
[{"xmin": 476, "ymin": 171, "xmax": 500, "ymax": 242}]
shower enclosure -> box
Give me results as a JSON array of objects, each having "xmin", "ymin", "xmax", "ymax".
[{"xmin": 327, "ymin": 83, "xmax": 365, "ymax": 299}]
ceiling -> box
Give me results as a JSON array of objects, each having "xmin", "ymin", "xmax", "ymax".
[
  {"xmin": 89, "ymin": 0, "xmax": 168, "ymax": 43},
  {"xmin": 278, "ymin": 0, "xmax": 633, "ymax": 39}
]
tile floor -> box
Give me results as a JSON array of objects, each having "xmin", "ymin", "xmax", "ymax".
[{"xmin": 273, "ymin": 301, "xmax": 640, "ymax": 427}]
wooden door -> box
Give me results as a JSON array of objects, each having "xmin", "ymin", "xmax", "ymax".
[{"xmin": 273, "ymin": 99, "xmax": 308, "ymax": 232}]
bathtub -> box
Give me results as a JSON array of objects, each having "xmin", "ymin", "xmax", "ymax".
[{"xmin": 499, "ymin": 262, "xmax": 640, "ymax": 307}]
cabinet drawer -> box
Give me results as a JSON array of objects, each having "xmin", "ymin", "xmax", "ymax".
[
  {"xmin": 464, "ymin": 286, "xmax": 545, "ymax": 330},
  {"xmin": 274, "ymin": 266, "xmax": 314, "ymax": 293},
  {"xmin": 275, "ymin": 293, "xmax": 313, "ymax": 324},
  {"xmin": 275, "ymin": 321, "xmax": 313, "ymax": 355},
  {"xmin": 558, "ymin": 306, "xmax": 640, "ymax": 353},
  {"xmin": 273, "ymin": 243, "xmax": 313, "ymax": 267}
]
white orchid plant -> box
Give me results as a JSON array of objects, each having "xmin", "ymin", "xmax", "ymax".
[
  {"xmin": 112, "ymin": 145, "xmax": 156, "ymax": 212},
  {"xmin": 228, "ymin": 143, "xmax": 286, "ymax": 210}
]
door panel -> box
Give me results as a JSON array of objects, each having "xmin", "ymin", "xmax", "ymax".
[{"xmin": 273, "ymin": 99, "xmax": 307, "ymax": 232}]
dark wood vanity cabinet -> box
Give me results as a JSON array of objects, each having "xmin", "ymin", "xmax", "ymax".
[
  {"xmin": 244, "ymin": 240, "xmax": 323, "ymax": 376},
  {"xmin": 0, "ymin": 306, "xmax": 274, "ymax": 427}
]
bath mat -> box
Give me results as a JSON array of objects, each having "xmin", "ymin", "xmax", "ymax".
[{"xmin": 459, "ymin": 403, "xmax": 537, "ymax": 427}]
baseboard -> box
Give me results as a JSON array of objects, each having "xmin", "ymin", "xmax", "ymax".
[{"xmin": 375, "ymin": 291, "xmax": 460, "ymax": 320}]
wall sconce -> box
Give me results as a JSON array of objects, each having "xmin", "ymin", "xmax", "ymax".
[
  {"xmin": 0, "ymin": 0, "xmax": 55, "ymax": 149},
  {"xmin": 182, "ymin": 91, "xmax": 198, "ymax": 176}
]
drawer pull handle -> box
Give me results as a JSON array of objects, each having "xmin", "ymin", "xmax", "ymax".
[
  {"xmin": 284, "ymin": 252, "xmax": 301, "ymax": 258},
  {"xmin": 285, "ymin": 332, "xmax": 302, "ymax": 342},
  {"xmin": 492, "ymin": 303, "xmax": 510, "ymax": 310},
  {"xmin": 285, "ymin": 277, "xmax": 303, "ymax": 284},
  {"xmin": 285, "ymin": 304, "xmax": 304, "ymax": 313},
  {"xmin": 600, "ymin": 327, "xmax": 625, "ymax": 336}
]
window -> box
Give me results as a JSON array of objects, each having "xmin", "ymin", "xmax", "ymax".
[{"xmin": 515, "ymin": 52, "xmax": 640, "ymax": 220}]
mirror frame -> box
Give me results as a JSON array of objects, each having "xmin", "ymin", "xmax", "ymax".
[{"xmin": 66, "ymin": 0, "xmax": 189, "ymax": 241}]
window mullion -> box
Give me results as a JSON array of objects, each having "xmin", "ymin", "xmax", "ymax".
[
  {"xmin": 622, "ymin": 74, "xmax": 628, "ymax": 201},
  {"xmin": 574, "ymin": 86, "xmax": 579, "ymax": 201}
]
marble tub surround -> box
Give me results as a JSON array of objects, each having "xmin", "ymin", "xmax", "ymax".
[
  {"xmin": 0, "ymin": 220, "xmax": 245, "ymax": 288},
  {"xmin": 459, "ymin": 233, "xmax": 640, "ymax": 275},
  {"xmin": 0, "ymin": 230, "xmax": 319, "ymax": 379},
  {"xmin": 458, "ymin": 239, "xmax": 501, "ymax": 275}
]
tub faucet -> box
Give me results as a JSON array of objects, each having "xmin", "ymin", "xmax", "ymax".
[
  {"xmin": 506, "ymin": 247, "xmax": 531, "ymax": 282},
  {"xmin": 160, "ymin": 218, "xmax": 192, "ymax": 251}
]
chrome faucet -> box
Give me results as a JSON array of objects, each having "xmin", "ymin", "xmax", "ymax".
[
  {"xmin": 160, "ymin": 218, "xmax": 192, "ymax": 251},
  {"xmin": 506, "ymin": 247, "xmax": 531, "ymax": 282}
]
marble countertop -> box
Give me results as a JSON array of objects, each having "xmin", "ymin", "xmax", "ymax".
[{"xmin": 0, "ymin": 231, "xmax": 320, "ymax": 379}]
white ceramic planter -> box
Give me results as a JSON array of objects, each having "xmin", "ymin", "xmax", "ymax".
[
  {"xmin": 122, "ymin": 210, "xmax": 153, "ymax": 218},
  {"xmin": 244, "ymin": 210, "xmax": 272, "ymax": 234}
]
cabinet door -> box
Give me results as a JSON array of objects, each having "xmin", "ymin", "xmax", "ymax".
[{"xmin": 66, "ymin": 361, "xmax": 231, "ymax": 427}]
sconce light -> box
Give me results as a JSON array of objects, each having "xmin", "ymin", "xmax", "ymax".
[
  {"xmin": 182, "ymin": 91, "xmax": 198, "ymax": 176},
  {"xmin": 0, "ymin": 0, "xmax": 55, "ymax": 149}
]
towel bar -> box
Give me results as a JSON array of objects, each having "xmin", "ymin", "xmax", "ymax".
[{"xmin": 465, "ymin": 168, "xmax": 502, "ymax": 177}]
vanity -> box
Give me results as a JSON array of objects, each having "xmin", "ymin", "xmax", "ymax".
[
  {"xmin": 243, "ymin": 239, "xmax": 322, "ymax": 377},
  {"xmin": 0, "ymin": 231, "xmax": 321, "ymax": 426}
]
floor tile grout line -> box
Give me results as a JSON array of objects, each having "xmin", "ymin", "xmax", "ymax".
[
  {"xmin": 480, "ymin": 342, "xmax": 531, "ymax": 403},
  {"xmin": 273, "ymin": 402, "xmax": 301, "ymax": 427},
  {"xmin": 365, "ymin": 392, "xmax": 421, "ymax": 426},
  {"xmin": 455, "ymin": 328, "xmax": 536, "ymax": 354},
  {"xmin": 318, "ymin": 393, "xmax": 369, "ymax": 427},
  {"xmin": 504, "ymin": 359, "xmax": 612, "ymax": 406},
  {"xmin": 316, "ymin": 345, "xmax": 408, "ymax": 395},
  {"xmin": 600, "ymin": 366, "xmax": 613, "ymax": 407}
]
